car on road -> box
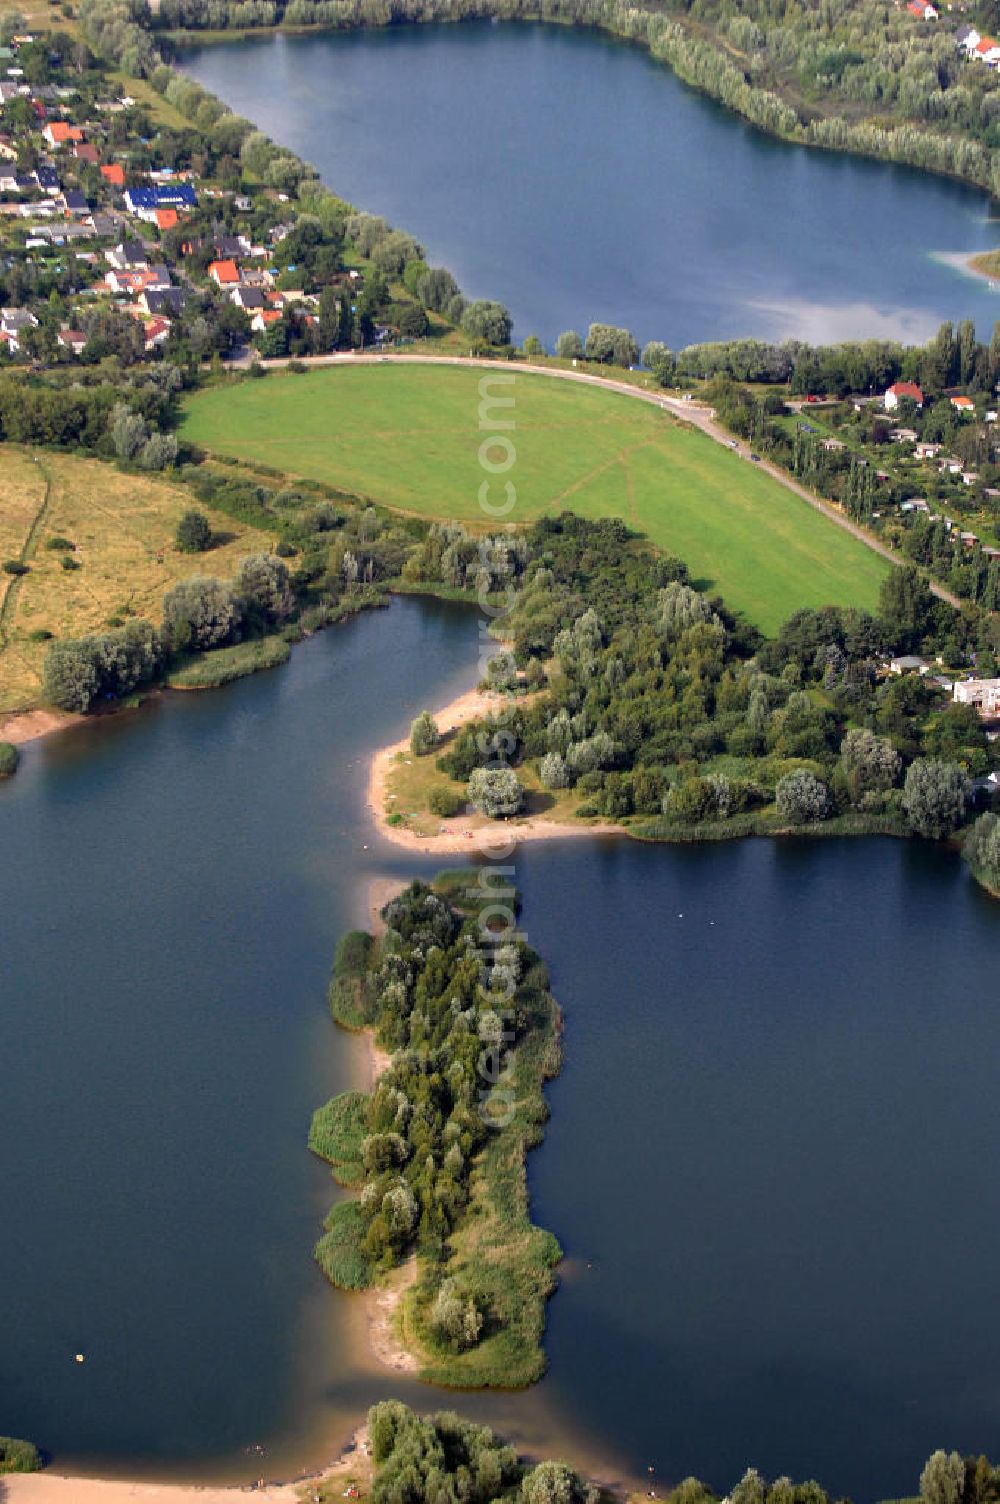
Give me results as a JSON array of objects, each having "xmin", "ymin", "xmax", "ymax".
[{"xmin": 749, "ymin": 453, "xmax": 761, "ymax": 462}]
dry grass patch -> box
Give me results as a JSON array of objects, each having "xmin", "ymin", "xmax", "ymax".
[{"xmin": 0, "ymin": 447, "xmax": 274, "ymax": 713}]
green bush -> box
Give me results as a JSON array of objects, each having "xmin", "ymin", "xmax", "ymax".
[
  {"xmin": 3, "ymin": 559, "xmax": 28, "ymax": 576},
  {"xmin": 45, "ymin": 535, "xmax": 75, "ymax": 551},
  {"xmin": 429, "ymin": 786, "xmax": 465, "ymax": 818},
  {"xmin": 315, "ymin": 1199, "xmax": 374, "ymax": 1291},
  {"xmin": 175, "ymin": 508, "xmax": 212, "ymax": 554},
  {"xmin": 0, "ymin": 1437, "xmax": 41, "ymax": 1474},
  {"xmin": 0, "ymin": 741, "xmax": 18, "ymax": 778},
  {"xmin": 309, "ymin": 1090, "xmax": 368, "ymax": 1187}
]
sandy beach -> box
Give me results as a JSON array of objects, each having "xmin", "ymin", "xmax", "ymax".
[
  {"xmin": 2, "ymin": 1428, "xmax": 371, "ymax": 1504},
  {"xmin": 0, "ymin": 707, "xmax": 78, "ymax": 744},
  {"xmin": 368, "ymin": 686, "xmax": 621, "ymax": 854}
]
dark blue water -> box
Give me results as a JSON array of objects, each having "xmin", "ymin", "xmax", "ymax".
[
  {"xmin": 517, "ymin": 836, "xmax": 1000, "ymax": 1500},
  {"xmin": 179, "ymin": 22, "xmax": 1000, "ymax": 347},
  {"xmin": 5, "ymin": 599, "xmax": 1000, "ymax": 1499}
]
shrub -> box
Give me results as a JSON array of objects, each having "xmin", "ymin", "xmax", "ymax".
[
  {"xmin": 314, "ymin": 1199, "xmax": 374, "ymax": 1291},
  {"xmin": 539, "ymin": 751, "xmax": 569, "ymax": 789},
  {"xmin": 903, "ymin": 758, "xmax": 970, "ymax": 839},
  {"xmin": 3, "ymin": 559, "xmax": 27, "ymax": 576},
  {"xmin": 60, "ymin": 555, "xmax": 80, "ymax": 571},
  {"xmin": 0, "ymin": 1437, "xmax": 41, "ymax": 1474},
  {"xmin": 0, "ymin": 741, "xmax": 18, "ymax": 778},
  {"xmin": 161, "ymin": 576, "xmax": 242, "ymax": 654},
  {"xmin": 468, "ymin": 766, "xmax": 524, "ymax": 818},
  {"xmin": 429, "ymin": 785, "xmax": 465, "ymax": 818},
  {"xmin": 175, "ymin": 508, "xmax": 212, "ymax": 554},
  {"xmin": 45, "ymin": 535, "xmax": 74, "ymax": 551},
  {"xmin": 410, "ymin": 710, "xmax": 440, "ymax": 756},
  {"xmin": 775, "ymin": 769, "xmax": 830, "ymax": 823},
  {"xmin": 429, "ymin": 1279, "xmax": 483, "ymax": 1353}
]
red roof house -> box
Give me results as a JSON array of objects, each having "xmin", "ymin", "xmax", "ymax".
[
  {"xmin": 100, "ymin": 163, "xmax": 125, "ymax": 188},
  {"xmin": 207, "ymin": 259, "xmax": 240, "ymax": 287},
  {"xmin": 884, "ymin": 381, "xmax": 924, "ymax": 410}
]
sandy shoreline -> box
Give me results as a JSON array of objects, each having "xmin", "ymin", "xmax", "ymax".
[
  {"xmin": 0, "ymin": 706, "xmax": 79, "ymax": 744},
  {"xmin": 367, "ymin": 687, "xmax": 621, "ymax": 854},
  {"xmin": 2, "ymin": 1428, "xmax": 371, "ymax": 1503}
]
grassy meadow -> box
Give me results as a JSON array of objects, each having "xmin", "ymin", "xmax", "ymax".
[
  {"xmin": 181, "ymin": 364, "xmax": 890, "ymax": 633},
  {"xmin": 0, "ymin": 447, "xmax": 273, "ymax": 714}
]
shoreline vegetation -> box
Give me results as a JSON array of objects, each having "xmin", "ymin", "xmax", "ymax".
[
  {"xmin": 158, "ymin": 2, "xmax": 1000, "ymax": 202},
  {"xmin": 309, "ymin": 875, "xmax": 563, "ymax": 1388}
]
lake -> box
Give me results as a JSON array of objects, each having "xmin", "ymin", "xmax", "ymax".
[
  {"xmin": 178, "ymin": 21, "xmax": 1000, "ymax": 348},
  {"xmin": 5, "ymin": 599, "xmax": 1000, "ymax": 1500}
]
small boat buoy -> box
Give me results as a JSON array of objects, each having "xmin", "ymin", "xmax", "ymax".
[{"xmin": 74, "ymin": 1353, "xmax": 85, "ymax": 1364}]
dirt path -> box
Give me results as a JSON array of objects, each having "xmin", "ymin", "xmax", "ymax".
[
  {"xmin": 366, "ymin": 1256, "xmax": 420, "ymax": 1375},
  {"xmin": 254, "ymin": 351, "xmax": 959, "ymax": 608}
]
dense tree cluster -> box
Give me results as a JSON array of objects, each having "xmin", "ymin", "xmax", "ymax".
[
  {"xmin": 313, "ymin": 882, "xmax": 547, "ymax": 1338},
  {"xmin": 430, "ymin": 516, "xmax": 988, "ymax": 840}
]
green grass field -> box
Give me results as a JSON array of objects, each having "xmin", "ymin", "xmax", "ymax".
[{"xmin": 180, "ymin": 364, "xmax": 890, "ymax": 633}]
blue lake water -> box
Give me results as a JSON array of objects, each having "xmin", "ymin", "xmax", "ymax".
[{"xmin": 179, "ymin": 21, "xmax": 1000, "ymax": 347}]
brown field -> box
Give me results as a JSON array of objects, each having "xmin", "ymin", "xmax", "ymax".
[{"xmin": 0, "ymin": 446, "xmax": 274, "ymax": 713}]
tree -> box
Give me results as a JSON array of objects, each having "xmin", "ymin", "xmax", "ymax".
[
  {"xmin": 839, "ymin": 728, "xmax": 901, "ymax": 804},
  {"xmin": 963, "ymin": 813, "xmax": 1000, "ymax": 890},
  {"xmin": 42, "ymin": 638, "xmax": 100, "ymax": 712},
  {"xmin": 175, "ymin": 509, "xmax": 212, "ymax": 554},
  {"xmin": 643, "ymin": 340, "xmax": 676, "ymax": 385},
  {"xmin": 878, "ymin": 565, "xmax": 935, "ymax": 652},
  {"xmin": 429, "ymin": 1279, "xmax": 483, "ymax": 1352},
  {"xmin": 161, "ymin": 576, "xmax": 242, "ymax": 654},
  {"xmin": 467, "ymin": 766, "xmax": 523, "ymax": 817},
  {"xmin": 522, "ymin": 334, "xmax": 545, "ymax": 358},
  {"xmin": 0, "ymin": 741, "xmax": 19, "ymax": 778},
  {"xmin": 461, "ymin": 300, "xmax": 513, "ymax": 347},
  {"xmin": 775, "ymin": 769, "xmax": 830, "ymax": 823},
  {"xmin": 540, "ymin": 751, "xmax": 569, "ymax": 789},
  {"xmin": 920, "ymin": 1452, "xmax": 965, "ymax": 1504},
  {"xmin": 521, "ymin": 1462, "xmax": 586, "ymax": 1504},
  {"xmin": 410, "ymin": 710, "xmax": 439, "ymax": 756},
  {"xmin": 486, "ymin": 650, "xmax": 518, "ymax": 692},
  {"xmin": 234, "ymin": 552, "xmax": 295, "ymax": 622},
  {"xmin": 903, "ymin": 759, "xmax": 969, "ymax": 838},
  {"xmin": 584, "ymin": 323, "xmax": 639, "ymax": 366},
  {"xmin": 555, "ymin": 330, "xmax": 583, "ymax": 360},
  {"xmin": 110, "ymin": 402, "xmax": 149, "ymax": 461}
]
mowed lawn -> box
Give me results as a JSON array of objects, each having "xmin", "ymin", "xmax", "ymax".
[
  {"xmin": 0, "ymin": 447, "xmax": 273, "ymax": 713},
  {"xmin": 180, "ymin": 364, "xmax": 890, "ymax": 633}
]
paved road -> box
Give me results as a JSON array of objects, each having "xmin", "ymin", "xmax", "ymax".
[{"xmin": 237, "ymin": 350, "xmax": 960, "ymax": 609}]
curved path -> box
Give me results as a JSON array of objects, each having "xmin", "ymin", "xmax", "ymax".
[{"xmin": 249, "ymin": 350, "xmax": 960, "ymax": 610}]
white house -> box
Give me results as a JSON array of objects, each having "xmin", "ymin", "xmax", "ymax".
[{"xmin": 954, "ymin": 679, "xmax": 1000, "ymax": 717}]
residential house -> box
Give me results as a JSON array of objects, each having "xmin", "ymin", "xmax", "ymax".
[
  {"xmin": 72, "ymin": 142, "xmax": 99, "ymax": 166},
  {"xmin": 890, "ymin": 654, "xmax": 930, "ymax": 675},
  {"xmin": 954, "ymin": 678, "xmax": 1000, "ymax": 717},
  {"xmin": 154, "ymin": 208, "xmax": 178, "ymax": 231},
  {"xmin": 106, "ymin": 239, "xmax": 149, "ymax": 270},
  {"xmin": 230, "ymin": 285, "xmax": 266, "ymax": 312},
  {"xmin": 56, "ymin": 326, "xmax": 87, "ymax": 355},
  {"xmin": 141, "ymin": 315, "xmax": 170, "ymax": 350},
  {"xmin": 214, "ymin": 233, "xmax": 250, "ymax": 259},
  {"xmin": 0, "ymin": 305, "xmax": 37, "ymax": 352},
  {"xmin": 100, "ymin": 163, "xmax": 124, "ymax": 189},
  {"xmin": 207, "ymin": 258, "xmax": 240, "ymax": 288},
  {"xmin": 884, "ymin": 381, "xmax": 924, "ymax": 409},
  {"xmin": 915, "ymin": 441, "xmax": 941, "ymax": 459},
  {"xmin": 890, "ymin": 427, "xmax": 918, "ymax": 443},
  {"xmin": 951, "ymin": 394, "xmax": 976, "ymax": 414},
  {"xmin": 42, "ymin": 121, "xmax": 84, "ymax": 149},
  {"xmin": 124, "ymin": 184, "xmax": 197, "ymax": 220},
  {"xmin": 251, "ymin": 308, "xmax": 282, "ymax": 333},
  {"xmin": 140, "ymin": 287, "xmax": 187, "ymax": 317},
  {"xmin": 60, "ymin": 189, "xmax": 88, "ymax": 215}
]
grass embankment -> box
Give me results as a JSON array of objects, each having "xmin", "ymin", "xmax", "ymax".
[
  {"xmin": 166, "ymin": 635, "xmax": 291, "ymax": 689},
  {"xmin": 310, "ymin": 874, "xmax": 562, "ymax": 1387},
  {"xmin": 180, "ymin": 365, "xmax": 889, "ymax": 635},
  {"xmin": 0, "ymin": 447, "xmax": 274, "ymax": 713}
]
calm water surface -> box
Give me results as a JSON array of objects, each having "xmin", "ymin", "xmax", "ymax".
[
  {"xmin": 179, "ymin": 22, "xmax": 1000, "ymax": 346},
  {"xmin": 5, "ymin": 602, "xmax": 1000, "ymax": 1499}
]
